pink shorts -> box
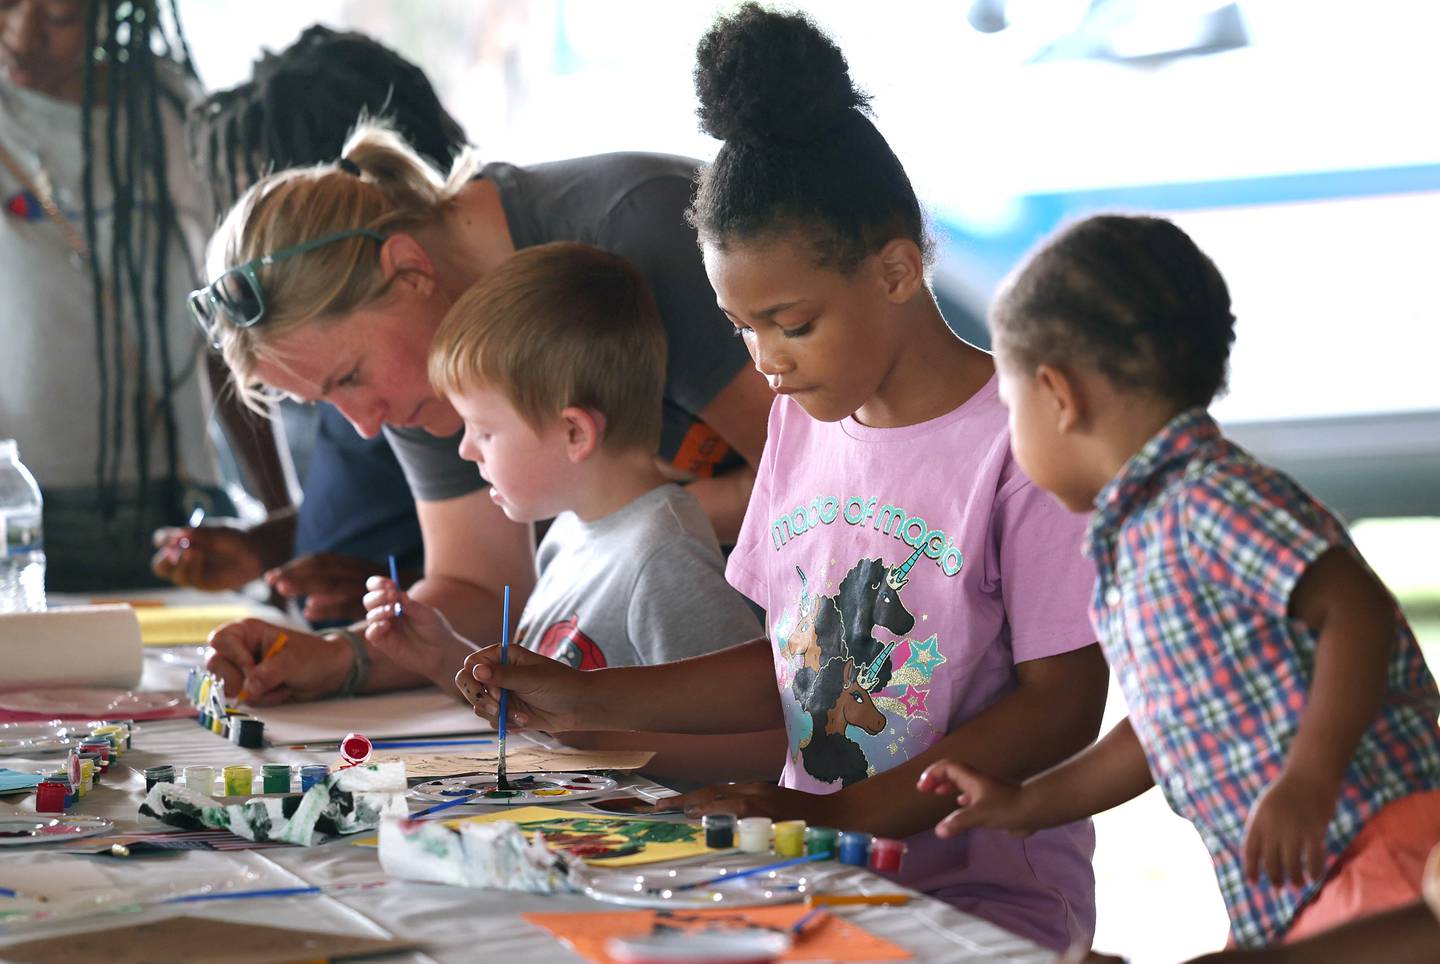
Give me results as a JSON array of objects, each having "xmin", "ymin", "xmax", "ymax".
[{"xmin": 1285, "ymin": 789, "xmax": 1440, "ymax": 942}]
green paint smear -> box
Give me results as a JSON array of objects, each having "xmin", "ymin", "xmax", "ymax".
[
  {"xmin": 519, "ymin": 816, "xmax": 701, "ymax": 845},
  {"xmin": 484, "ymin": 789, "xmax": 520, "ymax": 798}
]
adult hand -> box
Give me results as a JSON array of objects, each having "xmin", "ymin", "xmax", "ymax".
[
  {"xmin": 669, "ymin": 782, "xmax": 839, "ymax": 825},
  {"xmin": 267, "ymin": 552, "xmax": 388, "ymax": 624},
  {"xmin": 916, "ymin": 759, "xmax": 1035, "ymax": 839},
  {"xmin": 151, "ymin": 521, "xmax": 264, "ymax": 590},
  {"xmin": 457, "ymin": 645, "xmax": 589, "ymax": 733},
  {"xmin": 206, "ymin": 618, "xmax": 352, "ymax": 705},
  {"xmin": 362, "ymin": 576, "xmax": 476, "ymax": 694},
  {"xmin": 1243, "ymin": 768, "xmax": 1338, "ymax": 887}
]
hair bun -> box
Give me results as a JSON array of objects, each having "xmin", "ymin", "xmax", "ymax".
[{"xmin": 694, "ymin": 3, "xmax": 869, "ymax": 147}]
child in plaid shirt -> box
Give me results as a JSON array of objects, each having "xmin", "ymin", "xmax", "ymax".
[{"xmin": 917, "ymin": 214, "xmax": 1440, "ymax": 949}]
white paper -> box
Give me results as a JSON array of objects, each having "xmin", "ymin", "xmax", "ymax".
[
  {"xmin": 0, "ymin": 605, "xmax": 142, "ymax": 691},
  {"xmin": 248, "ymin": 688, "xmax": 495, "ymax": 745}
]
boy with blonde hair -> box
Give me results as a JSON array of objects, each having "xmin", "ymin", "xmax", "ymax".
[{"xmin": 364, "ymin": 241, "xmax": 759, "ymax": 673}]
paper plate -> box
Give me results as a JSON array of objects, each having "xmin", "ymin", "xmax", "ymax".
[
  {"xmin": 0, "ymin": 815, "xmax": 113, "ymax": 846},
  {"xmin": 0, "ymin": 689, "xmax": 188, "ymax": 721},
  {"xmin": 582, "ymin": 862, "xmax": 811, "ymax": 910},
  {"xmin": 410, "ymin": 771, "xmax": 618, "ymax": 805},
  {"xmin": 605, "ymin": 930, "xmax": 791, "ymax": 964}
]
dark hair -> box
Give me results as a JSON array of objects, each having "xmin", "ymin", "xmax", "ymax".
[
  {"xmin": 991, "ymin": 215, "xmax": 1237, "ymax": 408},
  {"xmin": 688, "ymin": 3, "xmax": 928, "ymax": 272},
  {"xmin": 80, "ymin": 0, "xmax": 200, "ymax": 518},
  {"xmin": 189, "ymin": 24, "xmax": 468, "ymax": 214}
]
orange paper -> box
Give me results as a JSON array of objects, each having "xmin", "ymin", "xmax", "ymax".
[{"xmin": 523, "ymin": 904, "xmax": 912, "ymax": 962}]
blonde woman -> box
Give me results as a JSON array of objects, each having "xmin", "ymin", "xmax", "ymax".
[{"xmin": 195, "ymin": 124, "xmax": 771, "ymax": 704}]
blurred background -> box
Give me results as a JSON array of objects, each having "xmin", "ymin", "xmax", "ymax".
[{"xmin": 177, "ymin": 2, "xmax": 1439, "ymax": 958}]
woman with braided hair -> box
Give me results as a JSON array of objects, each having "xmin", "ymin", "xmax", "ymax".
[{"xmin": 0, "ymin": 0, "xmax": 231, "ymax": 591}]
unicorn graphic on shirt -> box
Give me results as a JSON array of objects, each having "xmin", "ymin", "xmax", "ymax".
[{"xmin": 793, "ymin": 549, "xmax": 919, "ymax": 786}]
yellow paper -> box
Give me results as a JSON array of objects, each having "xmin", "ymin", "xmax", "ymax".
[
  {"xmin": 133, "ymin": 604, "xmax": 254, "ymax": 646},
  {"xmin": 358, "ymin": 806, "xmax": 715, "ymax": 867}
]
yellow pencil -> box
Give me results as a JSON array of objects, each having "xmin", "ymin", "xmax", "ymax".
[
  {"xmin": 806, "ymin": 893, "xmax": 911, "ymax": 907},
  {"xmin": 236, "ymin": 631, "xmax": 289, "ymax": 704}
]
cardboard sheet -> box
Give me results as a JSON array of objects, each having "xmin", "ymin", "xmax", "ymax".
[
  {"xmin": 371, "ymin": 746, "xmax": 654, "ymax": 779},
  {"xmin": 134, "ymin": 604, "xmax": 256, "ymax": 646},
  {"xmin": 523, "ymin": 904, "xmax": 912, "ymax": 962},
  {"xmin": 0, "ymin": 915, "xmax": 413, "ymax": 963},
  {"xmin": 247, "ymin": 689, "xmax": 493, "ymax": 744},
  {"xmin": 355, "ymin": 805, "xmax": 714, "ymax": 867}
]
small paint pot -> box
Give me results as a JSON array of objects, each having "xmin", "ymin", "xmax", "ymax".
[
  {"xmin": 340, "ymin": 732, "xmax": 372, "ymax": 767},
  {"xmin": 78, "ymin": 759, "xmax": 94, "ymax": 795},
  {"xmin": 232, "ymin": 718, "xmax": 264, "ymax": 749},
  {"xmin": 78, "ymin": 741, "xmax": 111, "ymax": 769},
  {"xmin": 184, "ymin": 765, "xmax": 214, "ymax": 795},
  {"xmin": 300, "ymin": 764, "xmax": 330, "ymax": 792},
  {"xmin": 837, "ymin": 831, "xmax": 872, "ymax": 867},
  {"xmin": 36, "ymin": 781, "xmax": 68, "ymax": 813},
  {"xmin": 805, "ymin": 826, "xmax": 838, "ymax": 857},
  {"xmin": 197, "ymin": 709, "xmax": 211, "ymax": 729},
  {"xmin": 222, "ymin": 764, "xmax": 253, "ymax": 797},
  {"xmin": 77, "ymin": 749, "xmax": 100, "ymax": 783},
  {"xmin": 773, "ymin": 820, "xmax": 806, "ymax": 858},
  {"xmin": 262, "ymin": 763, "xmax": 292, "ymax": 793},
  {"xmin": 869, "ymin": 837, "xmax": 907, "ymax": 873},
  {"xmin": 88, "ymin": 730, "xmax": 122, "ymax": 758},
  {"xmin": 210, "ymin": 714, "xmax": 226, "ymax": 736},
  {"xmin": 143, "ymin": 765, "xmax": 176, "ymax": 791},
  {"xmin": 703, "ymin": 813, "xmax": 735, "ymax": 849},
  {"xmin": 737, "ymin": 817, "xmax": 772, "ymax": 854}
]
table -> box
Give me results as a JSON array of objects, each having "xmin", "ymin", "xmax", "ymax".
[{"xmin": 0, "ymin": 647, "xmax": 1053, "ymax": 962}]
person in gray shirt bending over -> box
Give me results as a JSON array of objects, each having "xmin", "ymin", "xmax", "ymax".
[{"xmin": 363, "ymin": 242, "xmax": 780, "ymax": 781}]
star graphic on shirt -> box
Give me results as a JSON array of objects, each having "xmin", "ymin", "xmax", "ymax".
[
  {"xmin": 898, "ymin": 685, "xmax": 929, "ymax": 717},
  {"xmin": 902, "ymin": 634, "xmax": 946, "ymax": 683}
]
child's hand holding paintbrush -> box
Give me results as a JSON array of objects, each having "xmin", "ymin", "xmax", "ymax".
[{"xmin": 361, "ymin": 574, "xmax": 485, "ymax": 697}]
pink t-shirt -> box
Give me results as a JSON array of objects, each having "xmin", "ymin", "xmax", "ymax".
[{"xmin": 727, "ymin": 377, "xmax": 1098, "ymax": 951}]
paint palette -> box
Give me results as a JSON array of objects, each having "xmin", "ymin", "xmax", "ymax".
[
  {"xmin": 0, "ymin": 815, "xmax": 113, "ymax": 846},
  {"xmin": 410, "ymin": 771, "xmax": 619, "ymax": 805},
  {"xmin": 0, "ymin": 721, "xmax": 83, "ymax": 756},
  {"xmin": 582, "ymin": 862, "xmax": 812, "ymax": 909}
]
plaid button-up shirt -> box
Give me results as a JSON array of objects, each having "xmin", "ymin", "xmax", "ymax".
[{"xmin": 1084, "ymin": 408, "xmax": 1440, "ymax": 946}]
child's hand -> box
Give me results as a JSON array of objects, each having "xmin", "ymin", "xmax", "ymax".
[
  {"xmin": 917, "ymin": 759, "xmax": 1035, "ymax": 838},
  {"xmin": 458, "ymin": 645, "xmax": 587, "ymax": 733},
  {"xmin": 1243, "ymin": 768, "xmax": 1339, "ymax": 887},
  {"xmin": 362, "ymin": 576, "xmax": 473, "ymax": 693},
  {"xmin": 669, "ymin": 782, "xmax": 838, "ymax": 824}
]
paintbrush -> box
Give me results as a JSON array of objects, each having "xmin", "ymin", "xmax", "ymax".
[
  {"xmin": 388, "ymin": 553, "xmax": 404, "ymax": 617},
  {"xmin": 651, "ymin": 850, "xmax": 832, "ymax": 895},
  {"xmin": 497, "ymin": 584, "xmax": 511, "ymax": 791}
]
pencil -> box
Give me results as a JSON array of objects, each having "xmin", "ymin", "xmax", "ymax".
[
  {"xmin": 236, "ymin": 631, "xmax": 289, "ymax": 704},
  {"xmin": 806, "ymin": 893, "xmax": 911, "ymax": 907}
]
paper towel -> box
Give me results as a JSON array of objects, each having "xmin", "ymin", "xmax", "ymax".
[{"xmin": 0, "ymin": 605, "xmax": 143, "ymax": 690}]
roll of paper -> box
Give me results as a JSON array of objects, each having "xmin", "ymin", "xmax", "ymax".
[{"xmin": 0, "ymin": 605, "xmax": 143, "ymax": 690}]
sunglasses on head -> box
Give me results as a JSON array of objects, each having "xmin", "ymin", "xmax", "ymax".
[{"xmin": 187, "ymin": 228, "xmax": 387, "ymax": 342}]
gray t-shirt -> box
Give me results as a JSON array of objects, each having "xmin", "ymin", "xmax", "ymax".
[
  {"xmin": 386, "ymin": 153, "xmax": 751, "ymax": 503},
  {"xmin": 516, "ymin": 484, "xmax": 759, "ymax": 669}
]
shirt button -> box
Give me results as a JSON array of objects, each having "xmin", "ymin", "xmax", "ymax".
[{"xmin": 1104, "ymin": 587, "xmax": 1122, "ymax": 607}]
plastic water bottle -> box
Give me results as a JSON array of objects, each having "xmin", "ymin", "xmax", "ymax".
[{"xmin": 0, "ymin": 439, "xmax": 46, "ymax": 612}]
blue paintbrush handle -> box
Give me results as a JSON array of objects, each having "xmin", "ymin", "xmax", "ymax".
[
  {"xmin": 671, "ymin": 850, "xmax": 832, "ymax": 892},
  {"xmin": 409, "ymin": 790, "xmax": 481, "ymax": 818},
  {"xmin": 164, "ymin": 885, "xmax": 321, "ymax": 904}
]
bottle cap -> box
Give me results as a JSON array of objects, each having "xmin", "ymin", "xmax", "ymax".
[{"xmin": 339, "ymin": 732, "xmax": 372, "ymax": 766}]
